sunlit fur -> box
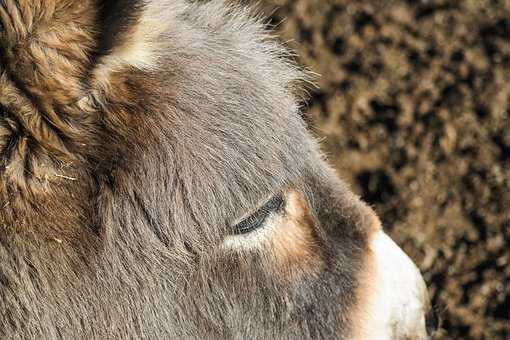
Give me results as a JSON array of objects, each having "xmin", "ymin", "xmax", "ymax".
[{"xmin": 0, "ymin": 1, "xmax": 432, "ymax": 339}]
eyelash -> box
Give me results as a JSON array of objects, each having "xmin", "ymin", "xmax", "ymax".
[{"xmin": 231, "ymin": 194, "xmax": 285, "ymax": 235}]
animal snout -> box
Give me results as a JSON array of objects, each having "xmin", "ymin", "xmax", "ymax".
[{"xmin": 353, "ymin": 228, "xmax": 433, "ymax": 340}]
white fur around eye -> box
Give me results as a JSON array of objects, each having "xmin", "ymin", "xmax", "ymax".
[{"xmin": 222, "ymin": 212, "xmax": 282, "ymax": 251}]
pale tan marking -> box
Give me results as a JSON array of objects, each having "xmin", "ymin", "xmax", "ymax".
[
  {"xmin": 353, "ymin": 229, "xmax": 429, "ymax": 340},
  {"xmin": 223, "ymin": 191, "xmax": 322, "ymax": 279},
  {"xmin": 270, "ymin": 191, "xmax": 322, "ymax": 276}
]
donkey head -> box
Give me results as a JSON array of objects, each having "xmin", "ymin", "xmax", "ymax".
[{"xmin": 0, "ymin": 1, "xmax": 435, "ymax": 338}]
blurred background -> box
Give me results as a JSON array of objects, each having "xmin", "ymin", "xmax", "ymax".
[{"xmin": 256, "ymin": 0, "xmax": 509, "ymax": 339}]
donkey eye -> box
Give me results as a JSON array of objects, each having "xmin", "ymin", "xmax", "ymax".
[{"xmin": 232, "ymin": 194, "xmax": 285, "ymax": 235}]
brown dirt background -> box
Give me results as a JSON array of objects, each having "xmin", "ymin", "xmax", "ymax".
[{"xmin": 256, "ymin": 0, "xmax": 510, "ymax": 339}]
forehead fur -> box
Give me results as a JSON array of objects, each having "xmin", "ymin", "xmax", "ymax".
[{"xmin": 0, "ymin": 0, "xmax": 318, "ymax": 237}]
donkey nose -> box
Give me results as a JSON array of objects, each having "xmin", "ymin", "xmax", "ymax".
[{"xmin": 353, "ymin": 227, "xmax": 432, "ymax": 340}]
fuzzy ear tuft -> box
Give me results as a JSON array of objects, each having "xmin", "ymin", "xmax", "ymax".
[
  {"xmin": 0, "ymin": 0, "xmax": 161, "ymax": 103},
  {"xmin": 0, "ymin": 0, "xmax": 163, "ymax": 187}
]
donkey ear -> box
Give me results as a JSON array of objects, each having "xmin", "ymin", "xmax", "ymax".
[
  {"xmin": 93, "ymin": 0, "xmax": 169, "ymax": 75},
  {"xmin": 96, "ymin": 0, "xmax": 146, "ymax": 56}
]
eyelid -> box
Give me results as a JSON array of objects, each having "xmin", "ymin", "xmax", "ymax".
[{"xmin": 231, "ymin": 194, "xmax": 285, "ymax": 235}]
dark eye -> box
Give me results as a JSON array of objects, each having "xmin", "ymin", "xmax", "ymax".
[{"xmin": 232, "ymin": 194, "xmax": 285, "ymax": 235}]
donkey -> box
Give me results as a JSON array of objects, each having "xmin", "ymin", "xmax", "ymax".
[{"xmin": 0, "ymin": 0, "xmax": 434, "ymax": 338}]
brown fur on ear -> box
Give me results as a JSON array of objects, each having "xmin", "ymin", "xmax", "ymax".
[
  {"xmin": 0, "ymin": 1, "xmax": 101, "ymax": 189},
  {"xmin": 0, "ymin": 0, "xmax": 98, "ymax": 104},
  {"xmin": 0, "ymin": 0, "xmax": 147, "ymax": 189}
]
